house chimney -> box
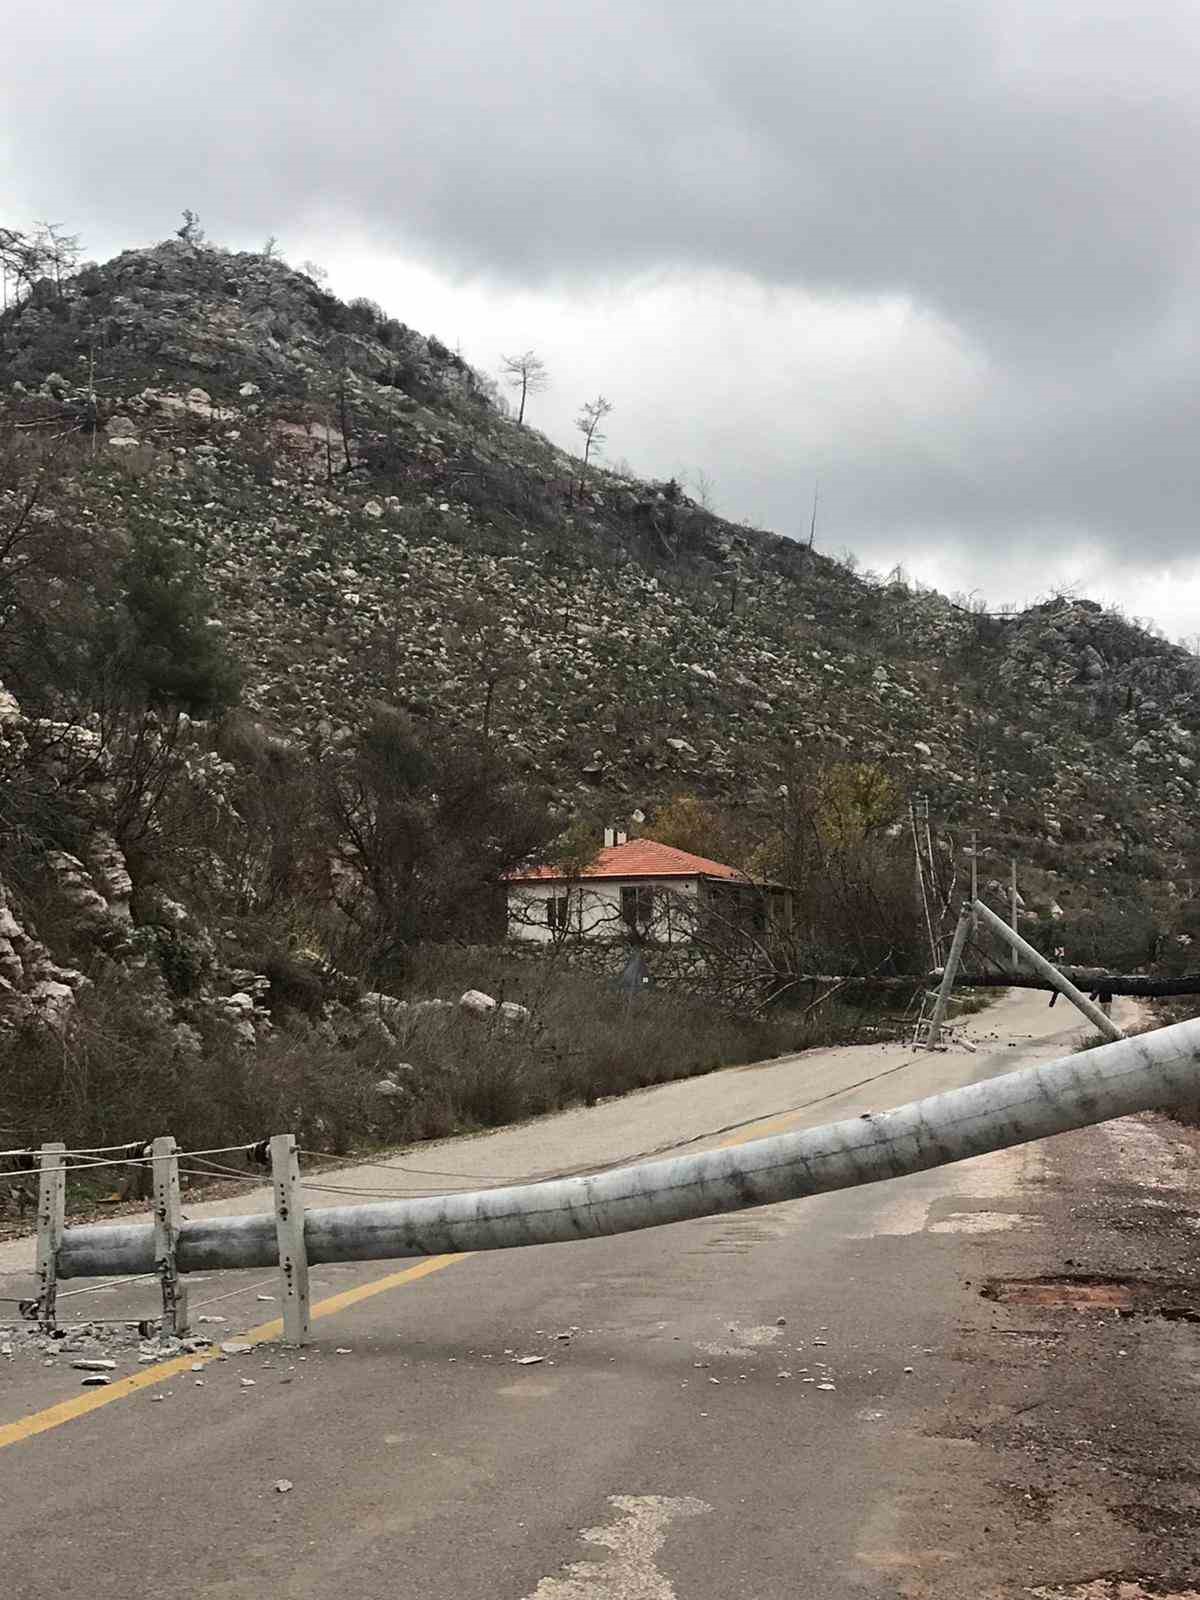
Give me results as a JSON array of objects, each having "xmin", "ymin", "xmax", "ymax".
[
  {"xmin": 603, "ymin": 826, "xmax": 616, "ymax": 848},
  {"xmin": 615, "ymin": 829, "xmax": 628, "ymax": 845}
]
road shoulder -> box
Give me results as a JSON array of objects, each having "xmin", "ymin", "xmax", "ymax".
[{"xmin": 888, "ymin": 1111, "xmax": 1200, "ymax": 1599}]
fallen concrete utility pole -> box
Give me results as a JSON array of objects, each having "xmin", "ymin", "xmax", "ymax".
[
  {"xmin": 799, "ymin": 970, "xmax": 1200, "ymax": 996},
  {"xmin": 54, "ymin": 1018, "xmax": 1200, "ymax": 1280},
  {"xmin": 971, "ymin": 898, "xmax": 1123, "ymax": 1041},
  {"xmin": 942, "ymin": 971, "xmax": 1200, "ymax": 998},
  {"xmin": 788, "ymin": 970, "xmax": 1200, "ymax": 998}
]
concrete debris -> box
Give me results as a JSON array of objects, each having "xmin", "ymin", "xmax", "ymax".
[
  {"xmin": 515, "ymin": 1355, "xmax": 544, "ymax": 1366},
  {"xmin": 71, "ymin": 1358, "xmax": 117, "ymax": 1371},
  {"xmin": 274, "ymin": 1479, "xmax": 293, "ymax": 1494},
  {"xmin": 239, "ymin": 1377, "xmax": 256, "ymax": 1387},
  {"xmin": 197, "ymin": 1315, "xmax": 226, "ymax": 1323},
  {"xmin": 80, "ymin": 1374, "xmax": 111, "ymax": 1387},
  {"xmin": 220, "ymin": 1341, "xmax": 253, "ymax": 1355}
]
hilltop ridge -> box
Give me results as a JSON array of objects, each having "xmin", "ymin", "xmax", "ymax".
[{"xmin": 2, "ymin": 236, "xmax": 1199, "ymax": 1027}]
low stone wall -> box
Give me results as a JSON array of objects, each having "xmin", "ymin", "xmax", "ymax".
[{"xmin": 498, "ymin": 936, "xmax": 715, "ymax": 989}]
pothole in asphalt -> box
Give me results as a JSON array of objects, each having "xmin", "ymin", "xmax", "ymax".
[
  {"xmin": 981, "ymin": 1275, "xmax": 1200, "ymax": 1319},
  {"xmin": 985, "ymin": 1276, "xmax": 1138, "ymax": 1310}
]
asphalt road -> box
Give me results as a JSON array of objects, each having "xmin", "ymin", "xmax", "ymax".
[{"xmin": 0, "ymin": 990, "xmax": 1110, "ymax": 1599}]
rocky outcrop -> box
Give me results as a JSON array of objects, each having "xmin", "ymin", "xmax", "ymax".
[{"xmin": 0, "ymin": 874, "xmax": 90, "ymax": 1033}]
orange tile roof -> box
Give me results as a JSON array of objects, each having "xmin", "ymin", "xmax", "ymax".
[{"xmin": 505, "ymin": 838, "xmax": 752, "ymax": 884}]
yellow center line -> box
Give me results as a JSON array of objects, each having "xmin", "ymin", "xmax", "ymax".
[
  {"xmin": 0, "ymin": 1253, "xmax": 467, "ymax": 1452},
  {"xmin": 720, "ymin": 1112, "xmax": 802, "ymax": 1147}
]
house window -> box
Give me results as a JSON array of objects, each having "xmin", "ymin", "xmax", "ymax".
[
  {"xmin": 547, "ymin": 894, "xmax": 571, "ymax": 931},
  {"xmin": 621, "ymin": 884, "xmax": 654, "ymax": 930}
]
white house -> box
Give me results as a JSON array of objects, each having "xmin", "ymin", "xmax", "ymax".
[{"xmin": 505, "ymin": 831, "xmax": 790, "ymax": 945}]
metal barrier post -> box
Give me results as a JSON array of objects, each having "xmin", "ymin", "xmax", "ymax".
[
  {"xmin": 35, "ymin": 1142, "xmax": 66, "ymax": 1333},
  {"xmin": 152, "ymin": 1136, "xmax": 189, "ymax": 1336},
  {"xmin": 270, "ymin": 1134, "xmax": 310, "ymax": 1345}
]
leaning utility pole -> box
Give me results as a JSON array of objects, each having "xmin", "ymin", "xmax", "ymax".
[
  {"xmin": 1009, "ymin": 860, "xmax": 1020, "ymax": 973},
  {"xmin": 972, "ymin": 898, "xmax": 1123, "ymax": 1041},
  {"xmin": 920, "ymin": 903, "xmax": 973, "ymax": 1050},
  {"xmin": 910, "ymin": 795, "xmax": 937, "ymax": 967}
]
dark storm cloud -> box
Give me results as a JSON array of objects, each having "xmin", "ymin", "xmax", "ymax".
[{"xmin": 6, "ymin": 1, "xmax": 1200, "ymax": 584}]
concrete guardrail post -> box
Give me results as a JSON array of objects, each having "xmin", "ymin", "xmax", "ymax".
[
  {"xmin": 35, "ymin": 1142, "xmax": 65, "ymax": 1333},
  {"xmin": 152, "ymin": 1136, "xmax": 189, "ymax": 1337},
  {"xmin": 270, "ymin": 1134, "xmax": 311, "ymax": 1345}
]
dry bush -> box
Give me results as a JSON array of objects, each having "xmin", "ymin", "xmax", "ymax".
[{"xmin": 0, "ymin": 947, "xmax": 897, "ymax": 1207}]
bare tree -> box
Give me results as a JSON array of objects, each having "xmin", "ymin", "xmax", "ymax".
[
  {"xmin": 501, "ymin": 350, "xmax": 548, "ymax": 424},
  {"xmin": 176, "ymin": 209, "xmax": 206, "ymax": 248},
  {"xmin": 32, "ymin": 221, "xmax": 81, "ymax": 298},
  {"xmin": 301, "ymin": 259, "xmax": 329, "ymax": 286},
  {"xmin": 443, "ymin": 596, "xmax": 523, "ymax": 740},
  {"xmin": 575, "ymin": 395, "xmax": 614, "ymax": 496},
  {"xmin": 689, "ymin": 469, "xmax": 716, "ymax": 511},
  {"xmin": 1, "ymin": 226, "xmax": 51, "ymax": 310},
  {"xmin": 261, "ymin": 235, "xmax": 282, "ymax": 260}
]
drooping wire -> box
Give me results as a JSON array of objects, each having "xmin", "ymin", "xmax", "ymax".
[
  {"xmin": 189, "ymin": 1276, "xmax": 279, "ymax": 1312},
  {"xmin": 54, "ymin": 1272, "xmax": 159, "ymax": 1301},
  {"xmin": 0, "ymin": 1143, "xmax": 259, "ymax": 1181}
]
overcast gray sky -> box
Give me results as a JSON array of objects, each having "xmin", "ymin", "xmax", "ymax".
[{"xmin": 5, "ymin": 1, "xmax": 1199, "ymax": 639}]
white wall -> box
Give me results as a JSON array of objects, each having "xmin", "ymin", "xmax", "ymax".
[{"xmin": 507, "ymin": 878, "xmax": 699, "ymax": 944}]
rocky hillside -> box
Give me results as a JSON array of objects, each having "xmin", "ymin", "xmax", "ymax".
[{"xmin": 2, "ymin": 235, "xmax": 1200, "ymax": 1050}]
